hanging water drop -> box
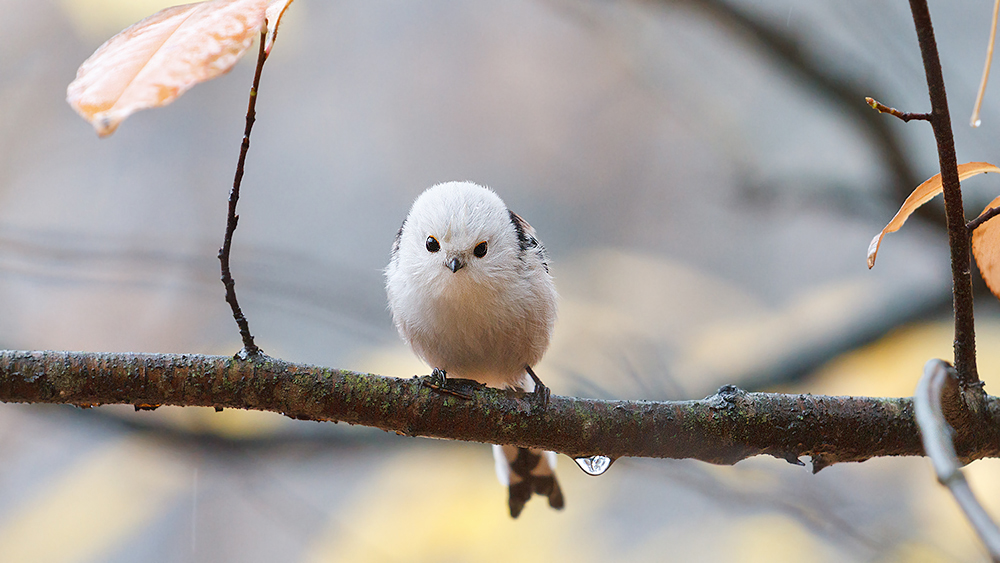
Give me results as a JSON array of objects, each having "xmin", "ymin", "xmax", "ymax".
[
  {"xmin": 574, "ymin": 455, "xmax": 613, "ymax": 476},
  {"xmin": 974, "ymin": 119, "xmax": 983, "ymax": 128}
]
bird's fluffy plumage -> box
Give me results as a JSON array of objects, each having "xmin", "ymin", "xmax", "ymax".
[
  {"xmin": 386, "ymin": 181, "xmax": 557, "ymax": 389},
  {"xmin": 386, "ymin": 181, "xmax": 563, "ymax": 518}
]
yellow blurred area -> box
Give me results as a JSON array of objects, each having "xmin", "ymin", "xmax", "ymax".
[
  {"xmin": 0, "ymin": 437, "xmax": 190, "ymax": 563},
  {"xmin": 60, "ymin": 0, "xmax": 185, "ymax": 40},
  {"xmin": 874, "ymin": 542, "xmax": 960, "ymax": 563},
  {"xmin": 680, "ymin": 278, "xmax": 874, "ymax": 388},
  {"xmin": 803, "ymin": 319, "xmax": 1000, "ymax": 397},
  {"xmin": 793, "ymin": 318, "xmax": 1000, "ymax": 562},
  {"xmin": 103, "ymin": 403, "xmax": 291, "ymax": 438},
  {"xmin": 907, "ymin": 457, "xmax": 1000, "ymax": 562},
  {"xmin": 633, "ymin": 513, "xmax": 839, "ymax": 562},
  {"xmin": 358, "ymin": 248, "xmax": 882, "ymax": 397},
  {"xmin": 303, "ymin": 445, "xmax": 606, "ymax": 563}
]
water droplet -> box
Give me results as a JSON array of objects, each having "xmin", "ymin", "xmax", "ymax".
[
  {"xmin": 574, "ymin": 455, "xmax": 613, "ymax": 476},
  {"xmin": 974, "ymin": 119, "xmax": 983, "ymax": 128}
]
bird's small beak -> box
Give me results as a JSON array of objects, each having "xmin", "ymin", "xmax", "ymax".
[{"xmin": 447, "ymin": 257, "xmax": 464, "ymax": 273}]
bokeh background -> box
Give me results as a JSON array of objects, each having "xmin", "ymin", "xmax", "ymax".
[{"xmin": 4, "ymin": 0, "xmax": 1000, "ymax": 561}]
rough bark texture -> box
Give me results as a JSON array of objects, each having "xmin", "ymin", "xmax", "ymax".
[{"xmin": 3, "ymin": 350, "xmax": 1000, "ymax": 471}]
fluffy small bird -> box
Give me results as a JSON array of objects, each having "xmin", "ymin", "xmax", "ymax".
[{"xmin": 385, "ymin": 181, "xmax": 563, "ymax": 518}]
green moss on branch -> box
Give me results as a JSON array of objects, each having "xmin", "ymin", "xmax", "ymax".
[{"xmin": 2, "ymin": 350, "xmax": 1000, "ymax": 470}]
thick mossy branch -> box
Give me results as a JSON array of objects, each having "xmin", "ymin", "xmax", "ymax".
[{"xmin": 3, "ymin": 350, "xmax": 1000, "ymax": 470}]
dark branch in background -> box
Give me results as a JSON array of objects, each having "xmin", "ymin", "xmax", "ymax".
[
  {"xmin": 3, "ymin": 351, "xmax": 1000, "ymax": 471},
  {"xmin": 906, "ymin": 0, "xmax": 979, "ymax": 388},
  {"xmin": 549, "ymin": 0, "xmax": 943, "ymax": 391},
  {"xmin": 672, "ymin": 0, "xmax": 922, "ymax": 204},
  {"xmin": 219, "ymin": 30, "xmax": 269, "ymax": 358},
  {"xmin": 915, "ymin": 360, "xmax": 1000, "ymax": 561}
]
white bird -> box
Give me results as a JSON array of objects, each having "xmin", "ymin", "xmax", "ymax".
[{"xmin": 385, "ymin": 181, "xmax": 563, "ymax": 518}]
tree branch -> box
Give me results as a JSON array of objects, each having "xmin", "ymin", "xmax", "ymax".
[
  {"xmin": 908, "ymin": 0, "xmax": 979, "ymax": 386},
  {"xmin": 865, "ymin": 97, "xmax": 931, "ymax": 123},
  {"xmin": 969, "ymin": 205, "xmax": 1000, "ymax": 233},
  {"xmin": 3, "ymin": 351, "xmax": 1000, "ymax": 471},
  {"xmin": 219, "ymin": 30, "xmax": 269, "ymax": 358}
]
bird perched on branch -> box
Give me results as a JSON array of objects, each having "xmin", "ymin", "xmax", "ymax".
[{"xmin": 385, "ymin": 181, "xmax": 563, "ymax": 518}]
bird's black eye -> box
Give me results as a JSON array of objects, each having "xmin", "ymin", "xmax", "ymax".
[
  {"xmin": 425, "ymin": 236, "xmax": 440, "ymax": 253},
  {"xmin": 473, "ymin": 241, "xmax": 488, "ymax": 258}
]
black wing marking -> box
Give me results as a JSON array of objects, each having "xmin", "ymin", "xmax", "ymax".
[
  {"xmin": 390, "ymin": 218, "xmax": 406, "ymax": 262},
  {"xmin": 509, "ymin": 210, "xmax": 549, "ymax": 272},
  {"xmin": 508, "ymin": 210, "xmax": 538, "ymax": 252}
]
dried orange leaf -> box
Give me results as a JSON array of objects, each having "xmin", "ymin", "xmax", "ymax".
[
  {"xmin": 972, "ymin": 195, "xmax": 1000, "ymax": 299},
  {"xmin": 867, "ymin": 162, "xmax": 1000, "ymax": 268},
  {"xmin": 67, "ymin": 0, "xmax": 268, "ymax": 137},
  {"xmin": 264, "ymin": 0, "xmax": 295, "ymax": 55}
]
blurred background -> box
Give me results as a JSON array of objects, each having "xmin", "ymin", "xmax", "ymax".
[{"xmin": 3, "ymin": 0, "xmax": 1000, "ymax": 560}]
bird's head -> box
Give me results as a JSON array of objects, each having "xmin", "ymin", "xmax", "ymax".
[{"xmin": 390, "ymin": 182, "xmax": 521, "ymax": 294}]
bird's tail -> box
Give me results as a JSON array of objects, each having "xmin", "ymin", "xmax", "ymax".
[{"xmin": 493, "ymin": 444, "xmax": 565, "ymax": 518}]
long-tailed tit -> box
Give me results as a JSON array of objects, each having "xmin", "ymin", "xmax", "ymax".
[{"xmin": 385, "ymin": 181, "xmax": 563, "ymax": 518}]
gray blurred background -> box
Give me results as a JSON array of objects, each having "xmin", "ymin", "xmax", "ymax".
[{"xmin": 4, "ymin": 0, "xmax": 1000, "ymax": 561}]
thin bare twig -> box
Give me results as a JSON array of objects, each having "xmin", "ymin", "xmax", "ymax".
[
  {"xmin": 968, "ymin": 205, "xmax": 1000, "ymax": 233},
  {"xmin": 915, "ymin": 360, "xmax": 1000, "ymax": 561},
  {"xmin": 908, "ymin": 0, "xmax": 979, "ymax": 386},
  {"xmin": 971, "ymin": 0, "xmax": 1000, "ymax": 128},
  {"xmin": 865, "ymin": 97, "xmax": 931, "ymax": 122},
  {"xmin": 219, "ymin": 31, "xmax": 269, "ymax": 358}
]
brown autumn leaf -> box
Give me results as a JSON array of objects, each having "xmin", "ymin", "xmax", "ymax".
[
  {"xmin": 67, "ymin": 0, "xmax": 269, "ymax": 137},
  {"xmin": 972, "ymin": 195, "xmax": 1000, "ymax": 299},
  {"xmin": 867, "ymin": 162, "xmax": 1000, "ymax": 268},
  {"xmin": 264, "ymin": 0, "xmax": 295, "ymax": 55}
]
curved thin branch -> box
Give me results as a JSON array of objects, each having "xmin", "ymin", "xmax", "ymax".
[
  {"xmin": 3, "ymin": 351, "xmax": 1000, "ymax": 472},
  {"xmin": 219, "ymin": 30, "xmax": 269, "ymax": 358},
  {"xmin": 915, "ymin": 360, "xmax": 1000, "ymax": 561}
]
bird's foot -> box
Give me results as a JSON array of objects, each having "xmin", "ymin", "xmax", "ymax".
[
  {"xmin": 526, "ymin": 366, "xmax": 550, "ymax": 410},
  {"xmin": 429, "ymin": 367, "xmax": 447, "ymax": 387},
  {"xmin": 420, "ymin": 368, "xmax": 475, "ymax": 400}
]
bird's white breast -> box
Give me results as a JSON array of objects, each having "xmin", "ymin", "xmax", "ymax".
[
  {"xmin": 391, "ymin": 260, "xmax": 554, "ymax": 389},
  {"xmin": 385, "ymin": 181, "xmax": 557, "ymax": 390}
]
